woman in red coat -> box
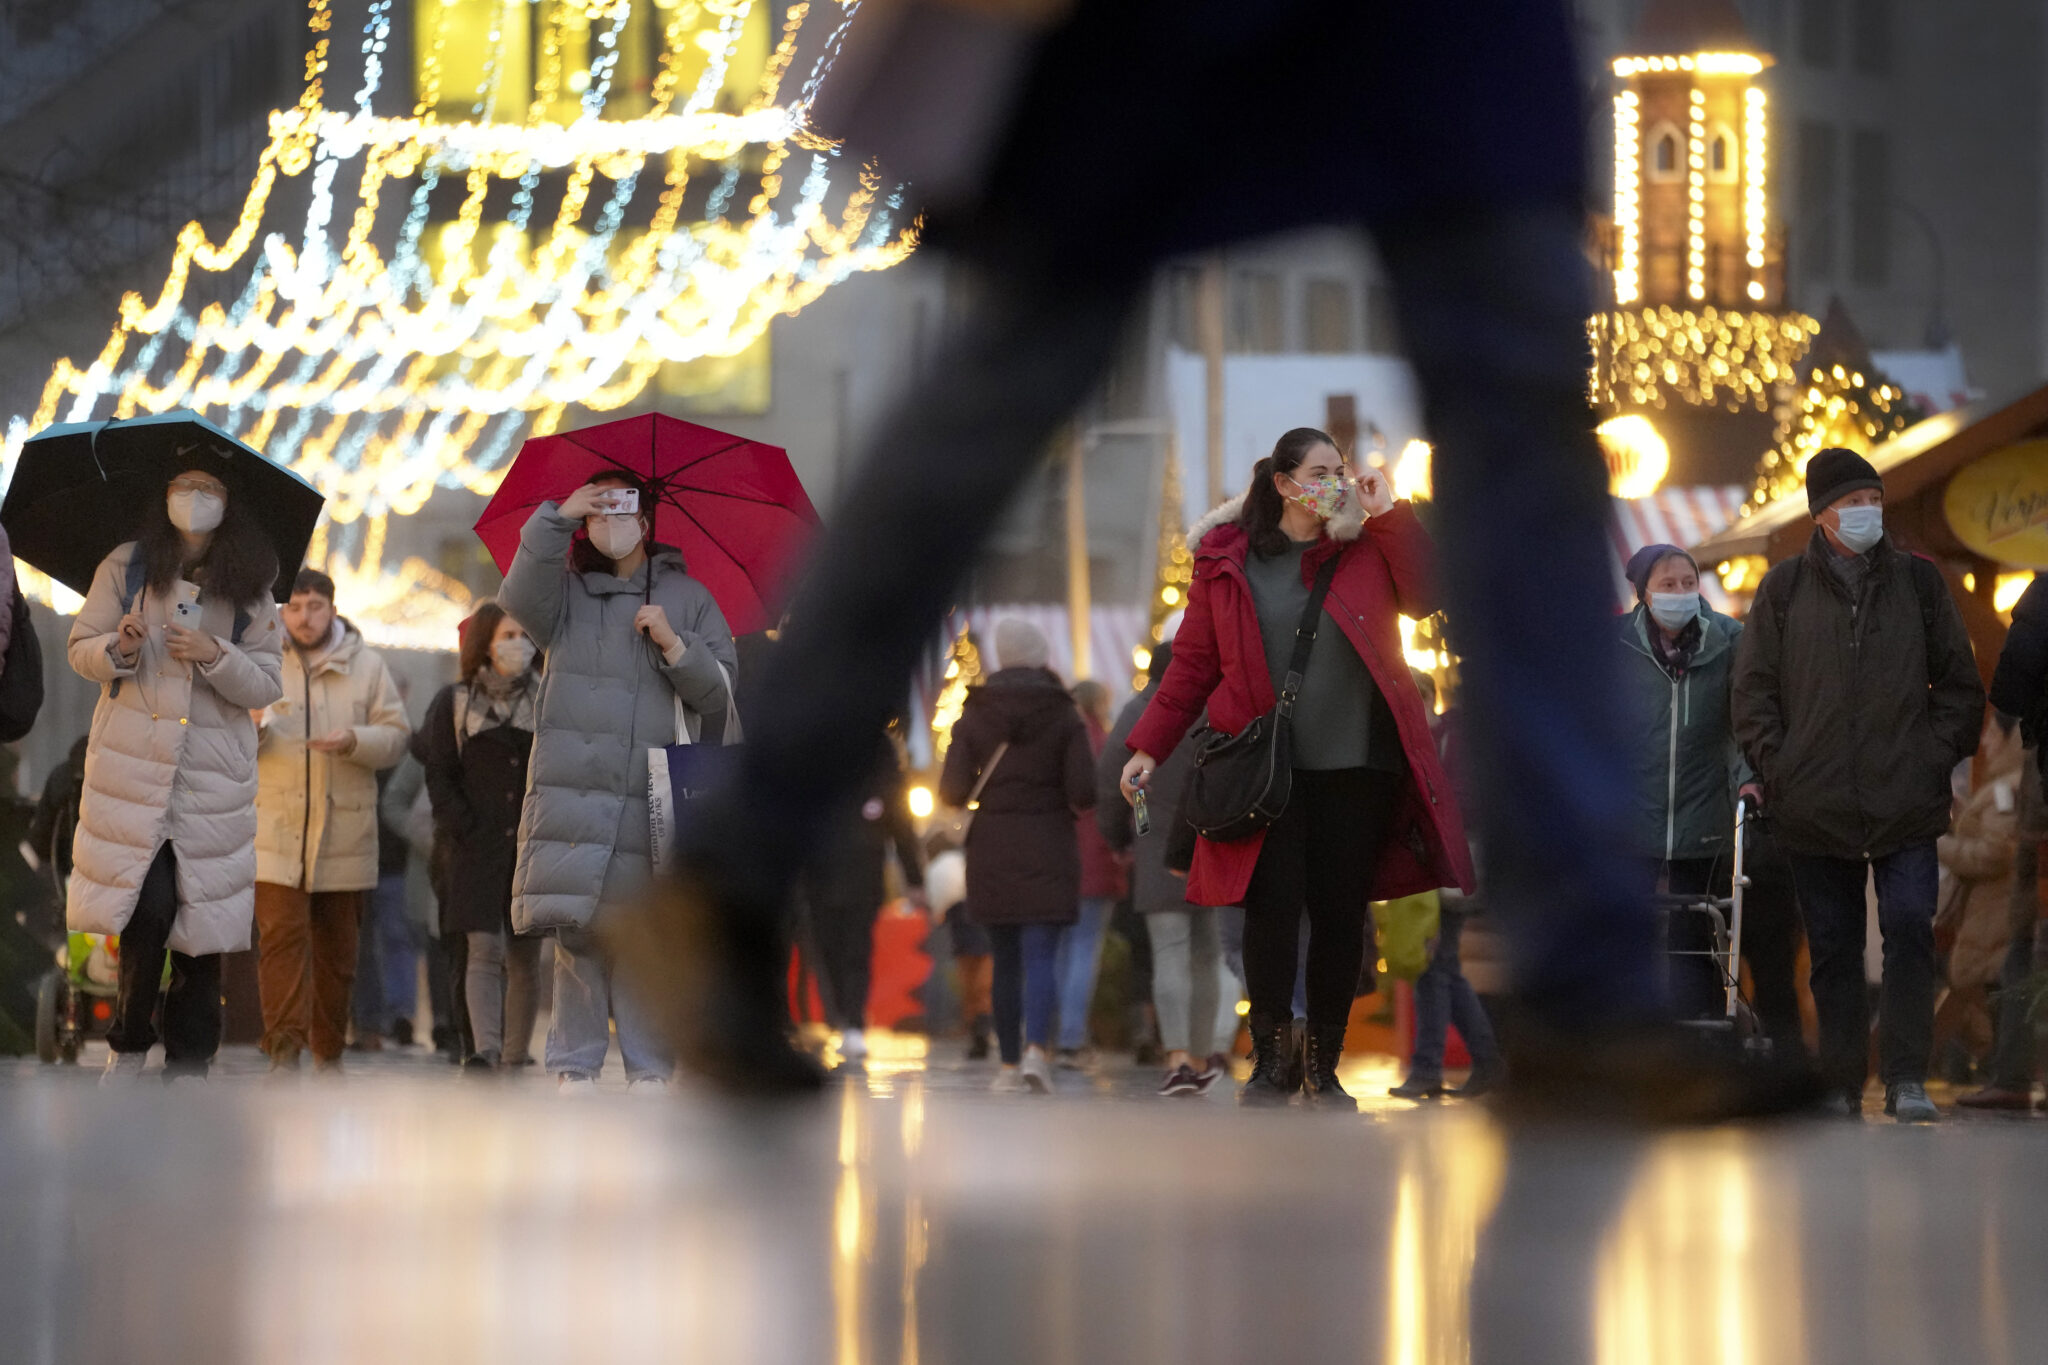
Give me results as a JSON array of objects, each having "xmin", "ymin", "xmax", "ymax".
[{"xmin": 1121, "ymin": 428, "xmax": 1474, "ymax": 1107}]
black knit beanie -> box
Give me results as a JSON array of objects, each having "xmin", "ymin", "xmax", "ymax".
[{"xmin": 1805, "ymin": 447, "xmax": 1883, "ymax": 515}]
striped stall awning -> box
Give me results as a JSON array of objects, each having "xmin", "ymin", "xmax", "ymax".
[{"xmin": 1610, "ymin": 486, "xmax": 1751, "ymax": 611}]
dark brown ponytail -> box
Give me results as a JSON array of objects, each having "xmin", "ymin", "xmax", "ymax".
[{"xmin": 1238, "ymin": 427, "xmax": 1340, "ymax": 558}]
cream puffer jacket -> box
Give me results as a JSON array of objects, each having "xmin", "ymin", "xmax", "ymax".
[
  {"xmin": 254, "ymin": 621, "xmax": 411, "ymax": 892},
  {"xmin": 66, "ymin": 542, "xmax": 285, "ymax": 955}
]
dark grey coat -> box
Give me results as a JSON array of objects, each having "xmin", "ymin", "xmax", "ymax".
[
  {"xmin": 1732, "ymin": 531, "xmax": 1984, "ymax": 860},
  {"xmin": 1098, "ymin": 682, "xmax": 1195, "ymax": 917},
  {"xmin": 501, "ymin": 504, "xmax": 738, "ymax": 931}
]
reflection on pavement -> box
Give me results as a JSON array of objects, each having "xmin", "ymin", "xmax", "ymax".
[{"xmin": 2, "ymin": 1041, "xmax": 2045, "ymax": 1364}]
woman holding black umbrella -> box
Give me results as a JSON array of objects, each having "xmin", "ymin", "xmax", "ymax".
[
  {"xmin": 67, "ymin": 463, "xmax": 284, "ymax": 1081},
  {"xmin": 501, "ymin": 472, "xmax": 739, "ymax": 1093}
]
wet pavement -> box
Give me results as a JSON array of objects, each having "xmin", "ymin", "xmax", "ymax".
[{"xmin": 1, "ymin": 1034, "xmax": 2044, "ymax": 1364}]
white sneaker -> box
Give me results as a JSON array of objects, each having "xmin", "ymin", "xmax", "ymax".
[
  {"xmin": 164, "ymin": 1071, "xmax": 208, "ymax": 1088},
  {"xmin": 626, "ymin": 1076, "xmax": 670, "ymax": 1097},
  {"xmin": 990, "ymin": 1065, "xmax": 1027, "ymax": 1094},
  {"xmin": 100, "ymin": 1051, "xmax": 147, "ymax": 1086},
  {"xmin": 839, "ymin": 1028, "xmax": 868, "ymax": 1062},
  {"xmin": 1021, "ymin": 1047, "xmax": 1054, "ymax": 1094},
  {"xmin": 557, "ymin": 1073, "xmax": 597, "ymax": 1098}
]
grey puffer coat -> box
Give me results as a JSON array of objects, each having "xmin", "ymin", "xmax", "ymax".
[
  {"xmin": 66, "ymin": 541, "xmax": 284, "ymax": 954},
  {"xmin": 501, "ymin": 504, "xmax": 739, "ymax": 932}
]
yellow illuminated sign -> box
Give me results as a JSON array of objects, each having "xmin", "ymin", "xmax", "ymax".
[{"xmin": 1944, "ymin": 440, "xmax": 2048, "ymax": 568}]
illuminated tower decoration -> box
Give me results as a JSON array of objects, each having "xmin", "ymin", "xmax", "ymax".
[{"xmin": 1594, "ymin": 0, "xmax": 1817, "ymax": 425}]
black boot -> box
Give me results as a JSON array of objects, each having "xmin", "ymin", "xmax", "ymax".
[
  {"xmin": 1238, "ymin": 1014, "xmax": 1295, "ymax": 1107},
  {"xmin": 1302, "ymin": 1022, "xmax": 1356, "ymax": 1111},
  {"xmin": 1282, "ymin": 1019, "xmax": 1307, "ymax": 1094}
]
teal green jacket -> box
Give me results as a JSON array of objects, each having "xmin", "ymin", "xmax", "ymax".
[{"xmin": 1621, "ymin": 604, "xmax": 1751, "ymax": 863}]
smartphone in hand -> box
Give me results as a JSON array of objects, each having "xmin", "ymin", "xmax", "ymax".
[
  {"xmin": 1133, "ymin": 788, "xmax": 1151, "ymax": 838},
  {"xmin": 171, "ymin": 580, "xmax": 202, "ymax": 625},
  {"xmin": 595, "ymin": 487, "xmax": 640, "ymax": 516}
]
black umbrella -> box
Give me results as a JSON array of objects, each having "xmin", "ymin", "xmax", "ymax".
[{"xmin": 1, "ymin": 410, "xmax": 324, "ymax": 603}]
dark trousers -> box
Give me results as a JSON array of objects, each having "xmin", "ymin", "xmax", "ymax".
[
  {"xmin": 107, "ymin": 844, "xmax": 222, "ymax": 1074},
  {"xmin": 988, "ymin": 923, "xmax": 1060, "ymax": 1065},
  {"xmin": 804, "ymin": 896, "xmax": 881, "ymax": 1031},
  {"xmin": 674, "ymin": 211, "xmax": 1644, "ymax": 1037},
  {"xmin": 1788, "ymin": 842, "xmax": 1938, "ymax": 1093},
  {"xmin": 1241, "ymin": 769, "xmax": 1399, "ymax": 1033}
]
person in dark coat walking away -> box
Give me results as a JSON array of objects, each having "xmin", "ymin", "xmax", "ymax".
[
  {"xmin": 798, "ymin": 732, "xmax": 926, "ymax": 1068},
  {"xmin": 423, "ymin": 599, "xmax": 543, "ymax": 1072},
  {"xmin": 1122, "ymin": 428, "xmax": 1475, "ymax": 1110},
  {"xmin": 23, "ymin": 734, "xmax": 89, "ymax": 902},
  {"xmin": 1054, "ymin": 679, "xmax": 1126, "ymax": 1068},
  {"xmin": 940, "ymin": 619, "xmax": 1096, "ymax": 1093},
  {"xmin": 1732, "ymin": 448, "xmax": 1985, "ymax": 1122},
  {"xmin": 1960, "ymin": 573, "xmax": 2048, "ymax": 1109},
  {"xmin": 1100, "ymin": 637, "xmax": 1243, "ymax": 1096}
]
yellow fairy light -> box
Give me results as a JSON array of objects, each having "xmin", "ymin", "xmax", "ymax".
[
  {"xmin": 1597, "ymin": 414, "xmax": 1671, "ymax": 499},
  {"xmin": 1687, "ymin": 88, "xmax": 1707, "ymax": 302},
  {"xmin": 1613, "ymin": 52, "xmax": 1765, "ymax": 78},
  {"xmin": 1612, "ymin": 91, "xmax": 1641, "ymax": 304},
  {"xmin": 2, "ymin": 0, "xmax": 916, "ymax": 648},
  {"xmin": 1391, "ymin": 439, "xmax": 1433, "ymax": 502},
  {"xmin": 1743, "ymin": 87, "xmax": 1769, "ymax": 297}
]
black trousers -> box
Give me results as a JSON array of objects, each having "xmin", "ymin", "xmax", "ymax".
[
  {"xmin": 107, "ymin": 844, "xmax": 222, "ymax": 1073},
  {"xmin": 1241, "ymin": 769, "xmax": 1400, "ymax": 1032},
  {"xmin": 803, "ymin": 894, "xmax": 881, "ymax": 1031}
]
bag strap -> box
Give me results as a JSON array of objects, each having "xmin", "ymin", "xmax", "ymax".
[
  {"xmin": 1904, "ymin": 552, "xmax": 1946, "ymax": 686},
  {"xmin": 1277, "ymin": 556, "xmax": 1341, "ymax": 717},
  {"xmin": 964, "ymin": 741, "xmax": 1011, "ymax": 809}
]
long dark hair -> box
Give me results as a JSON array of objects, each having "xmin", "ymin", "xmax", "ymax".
[
  {"xmin": 567, "ymin": 471, "xmax": 657, "ymax": 576},
  {"xmin": 1238, "ymin": 427, "xmax": 1341, "ymax": 559},
  {"xmin": 458, "ymin": 599, "xmax": 509, "ymax": 682},
  {"xmin": 136, "ymin": 478, "xmax": 279, "ymax": 607}
]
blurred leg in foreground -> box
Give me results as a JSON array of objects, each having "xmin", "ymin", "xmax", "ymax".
[{"xmin": 633, "ymin": 1, "xmax": 1811, "ymax": 1113}]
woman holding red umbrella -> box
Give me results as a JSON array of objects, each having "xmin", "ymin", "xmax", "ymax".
[{"xmin": 501, "ymin": 472, "xmax": 739, "ymax": 1094}]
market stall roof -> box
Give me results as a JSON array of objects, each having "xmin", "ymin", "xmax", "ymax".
[{"xmin": 1692, "ymin": 379, "xmax": 2048, "ymax": 563}]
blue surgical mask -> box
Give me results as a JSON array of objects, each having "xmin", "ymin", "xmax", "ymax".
[
  {"xmin": 1833, "ymin": 503, "xmax": 1884, "ymax": 553},
  {"xmin": 1647, "ymin": 592, "xmax": 1699, "ymax": 632}
]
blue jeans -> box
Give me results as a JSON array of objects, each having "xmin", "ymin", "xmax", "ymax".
[
  {"xmin": 1408, "ymin": 907, "xmax": 1500, "ymax": 1085},
  {"xmin": 988, "ymin": 923, "xmax": 1060, "ymax": 1065},
  {"xmin": 1788, "ymin": 842, "xmax": 1938, "ymax": 1093},
  {"xmin": 1053, "ymin": 896, "xmax": 1114, "ymax": 1051},
  {"xmin": 372, "ymin": 872, "xmax": 421, "ymax": 1029}
]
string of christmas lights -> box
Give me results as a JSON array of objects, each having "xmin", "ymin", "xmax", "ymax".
[{"xmin": 3, "ymin": 0, "xmax": 915, "ymax": 646}]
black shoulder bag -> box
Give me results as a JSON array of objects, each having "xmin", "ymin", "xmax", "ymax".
[{"xmin": 1182, "ymin": 555, "xmax": 1339, "ymax": 843}]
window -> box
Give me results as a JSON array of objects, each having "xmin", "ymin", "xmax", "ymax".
[
  {"xmin": 1364, "ymin": 282, "xmax": 1400, "ymax": 354},
  {"xmin": 1851, "ymin": 0, "xmax": 1892, "ymax": 75},
  {"xmin": 1709, "ymin": 127, "xmax": 1738, "ymax": 182},
  {"xmin": 1303, "ymin": 278, "xmax": 1357, "ymax": 353},
  {"xmin": 1228, "ymin": 271, "xmax": 1285, "ymax": 353},
  {"xmin": 1850, "ymin": 128, "xmax": 1891, "ymax": 284},
  {"xmin": 1647, "ymin": 125, "xmax": 1683, "ymax": 182},
  {"xmin": 414, "ymin": 0, "xmax": 770, "ymax": 124},
  {"xmin": 1797, "ymin": 120, "xmax": 1838, "ymax": 279},
  {"xmin": 1799, "ymin": 0, "xmax": 1838, "ymax": 66}
]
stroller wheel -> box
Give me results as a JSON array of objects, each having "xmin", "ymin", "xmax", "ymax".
[{"xmin": 34, "ymin": 968, "xmax": 62, "ymax": 1065}]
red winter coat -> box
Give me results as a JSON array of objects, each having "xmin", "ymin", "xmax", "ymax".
[{"xmin": 1126, "ymin": 497, "xmax": 1476, "ymax": 908}]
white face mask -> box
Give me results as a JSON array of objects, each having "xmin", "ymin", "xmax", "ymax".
[
  {"xmin": 167, "ymin": 490, "xmax": 225, "ymax": 535},
  {"xmin": 491, "ymin": 636, "xmax": 536, "ymax": 676},
  {"xmin": 1647, "ymin": 592, "xmax": 1700, "ymax": 632},
  {"xmin": 1832, "ymin": 504, "xmax": 1884, "ymax": 553},
  {"xmin": 588, "ymin": 516, "xmax": 643, "ymax": 562}
]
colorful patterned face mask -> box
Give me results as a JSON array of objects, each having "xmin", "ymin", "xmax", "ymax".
[{"xmin": 1285, "ymin": 473, "xmax": 1351, "ymax": 520}]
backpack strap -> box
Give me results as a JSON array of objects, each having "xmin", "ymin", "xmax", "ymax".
[
  {"xmin": 109, "ymin": 552, "xmax": 150, "ymax": 700},
  {"xmin": 1762, "ymin": 554, "xmax": 1802, "ymax": 628},
  {"xmin": 1904, "ymin": 552, "xmax": 1948, "ymax": 686}
]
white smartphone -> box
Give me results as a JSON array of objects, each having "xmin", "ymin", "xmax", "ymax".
[
  {"xmin": 171, "ymin": 580, "xmax": 202, "ymax": 625},
  {"xmin": 595, "ymin": 487, "xmax": 639, "ymax": 516}
]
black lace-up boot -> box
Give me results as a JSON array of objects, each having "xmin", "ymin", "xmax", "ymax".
[
  {"xmin": 1302, "ymin": 1022, "xmax": 1357, "ymax": 1111},
  {"xmin": 1239, "ymin": 1014, "xmax": 1295, "ymax": 1107}
]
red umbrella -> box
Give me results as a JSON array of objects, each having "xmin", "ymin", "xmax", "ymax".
[{"xmin": 474, "ymin": 413, "xmax": 820, "ymax": 637}]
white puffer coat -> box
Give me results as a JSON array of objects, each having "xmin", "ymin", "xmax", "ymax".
[
  {"xmin": 66, "ymin": 542, "xmax": 285, "ymax": 955},
  {"xmin": 254, "ymin": 623, "xmax": 411, "ymax": 892}
]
